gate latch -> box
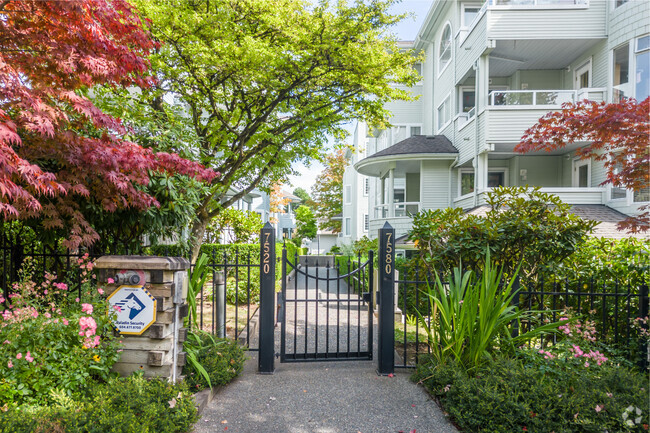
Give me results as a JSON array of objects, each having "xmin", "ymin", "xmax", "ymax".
[{"xmin": 362, "ymin": 292, "xmax": 372, "ymax": 304}]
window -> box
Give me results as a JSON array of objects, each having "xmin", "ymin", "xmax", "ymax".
[
  {"xmin": 487, "ymin": 171, "xmax": 505, "ymax": 188},
  {"xmin": 363, "ymin": 178, "xmax": 369, "ymax": 196},
  {"xmin": 462, "ymin": 4, "xmax": 482, "ymax": 28},
  {"xmin": 437, "ymin": 96, "xmax": 451, "ymax": 131},
  {"xmin": 635, "ymin": 35, "xmax": 650, "ymax": 101},
  {"xmin": 613, "ymin": 43, "xmax": 630, "ymax": 102},
  {"xmin": 458, "ymin": 168, "xmax": 506, "ymax": 196},
  {"xmin": 460, "ymin": 171, "xmax": 475, "ymax": 196},
  {"xmin": 615, "ymin": 0, "xmax": 628, "ymax": 7},
  {"xmin": 344, "ymin": 218, "xmax": 351, "ymax": 236},
  {"xmin": 363, "ymin": 214, "xmax": 369, "ymax": 232},
  {"xmin": 460, "ymin": 87, "xmax": 476, "ymax": 113},
  {"xmin": 611, "ymin": 157, "xmax": 627, "ymax": 200},
  {"xmin": 344, "ymin": 185, "xmax": 352, "ymax": 204},
  {"xmin": 438, "ymin": 23, "xmax": 452, "ymax": 74},
  {"xmin": 410, "ymin": 126, "xmax": 421, "ymax": 136}
]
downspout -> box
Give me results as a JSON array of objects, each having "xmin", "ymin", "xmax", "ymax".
[
  {"xmin": 473, "ymin": 59, "xmax": 480, "ymax": 207},
  {"xmin": 448, "ymin": 156, "xmax": 459, "ymax": 207}
]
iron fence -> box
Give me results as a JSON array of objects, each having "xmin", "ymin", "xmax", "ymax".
[
  {"xmin": 1, "ymin": 232, "xmax": 261, "ymax": 351},
  {"xmin": 394, "ymin": 272, "xmax": 649, "ymax": 369}
]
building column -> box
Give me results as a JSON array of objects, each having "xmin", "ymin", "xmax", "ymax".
[{"xmin": 387, "ymin": 168, "xmax": 395, "ymax": 218}]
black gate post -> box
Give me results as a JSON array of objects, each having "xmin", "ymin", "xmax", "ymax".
[
  {"xmin": 377, "ymin": 222, "xmax": 395, "ymax": 375},
  {"xmin": 259, "ymin": 223, "xmax": 275, "ymax": 374}
]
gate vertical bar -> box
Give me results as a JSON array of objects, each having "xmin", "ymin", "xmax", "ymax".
[
  {"xmin": 280, "ymin": 245, "xmax": 287, "ymax": 362},
  {"xmin": 367, "ymin": 249, "xmax": 374, "ymax": 359},
  {"xmin": 377, "ymin": 222, "xmax": 395, "ymax": 375},
  {"xmin": 259, "ymin": 223, "xmax": 276, "ymax": 374}
]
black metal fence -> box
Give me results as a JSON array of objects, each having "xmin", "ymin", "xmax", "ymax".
[
  {"xmin": 1, "ymin": 231, "xmax": 261, "ymax": 351},
  {"xmin": 394, "ymin": 272, "xmax": 649, "ymax": 369},
  {"xmin": 192, "ymin": 248, "xmax": 260, "ymax": 351}
]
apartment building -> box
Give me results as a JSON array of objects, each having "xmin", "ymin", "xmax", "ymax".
[
  {"xmin": 340, "ymin": 122, "xmax": 371, "ymax": 245},
  {"xmin": 349, "ymin": 0, "xmax": 649, "ymax": 243}
]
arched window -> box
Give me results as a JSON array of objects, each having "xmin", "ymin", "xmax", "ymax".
[{"xmin": 438, "ymin": 23, "xmax": 452, "ymax": 74}]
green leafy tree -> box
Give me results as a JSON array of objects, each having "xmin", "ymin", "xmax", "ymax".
[
  {"xmin": 409, "ymin": 186, "xmax": 598, "ymax": 281},
  {"xmin": 205, "ymin": 209, "xmax": 263, "ymax": 244},
  {"xmin": 294, "ymin": 205, "xmax": 317, "ymax": 241},
  {"xmin": 130, "ymin": 0, "xmax": 420, "ymax": 261},
  {"xmin": 311, "ymin": 149, "xmax": 347, "ymax": 232},
  {"xmin": 293, "ymin": 188, "xmax": 313, "ymax": 210}
]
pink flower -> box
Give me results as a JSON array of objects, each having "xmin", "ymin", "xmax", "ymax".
[
  {"xmin": 62, "ymin": 319, "xmax": 69, "ymax": 326},
  {"xmin": 16, "ymin": 353, "xmax": 22, "ymax": 360},
  {"xmin": 107, "ymin": 278, "xmax": 115, "ymax": 284},
  {"xmin": 25, "ymin": 351, "xmax": 33, "ymax": 363},
  {"xmin": 113, "ymin": 305, "xmax": 122, "ymax": 313},
  {"xmin": 75, "ymin": 298, "xmax": 80, "ymax": 303},
  {"xmin": 595, "ymin": 405, "xmax": 603, "ymax": 413},
  {"xmin": 97, "ymin": 288, "xmax": 104, "ymax": 295},
  {"xmin": 43, "ymin": 289, "xmax": 48, "ymax": 295},
  {"xmin": 31, "ymin": 310, "xmax": 38, "ymax": 318},
  {"xmin": 44, "ymin": 313, "xmax": 51, "ymax": 318},
  {"xmin": 7, "ymin": 361, "xmax": 12, "ymax": 368},
  {"xmin": 81, "ymin": 304, "xmax": 93, "ymax": 315}
]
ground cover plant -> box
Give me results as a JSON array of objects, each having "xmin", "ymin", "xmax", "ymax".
[{"xmin": 183, "ymin": 333, "xmax": 245, "ymax": 392}]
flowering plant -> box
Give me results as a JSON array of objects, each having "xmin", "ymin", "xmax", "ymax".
[{"xmin": 0, "ymin": 254, "xmax": 121, "ymax": 407}]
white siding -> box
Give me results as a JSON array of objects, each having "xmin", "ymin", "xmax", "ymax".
[
  {"xmin": 608, "ymin": 1, "xmax": 650, "ymax": 50},
  {"xmin": 456, "ymin": 13, "xmax": 488, "ymax": 81},
  {"xmin": 486, "ymin": 108, "xmax": 551, "ymax": 143},
  {"xmin": 486, "ymin": 2, "xmax": 607, "ymax": 40},
  {"xmin": 420, "ymin": 160, "xmax": 452, "ymax": 210}
]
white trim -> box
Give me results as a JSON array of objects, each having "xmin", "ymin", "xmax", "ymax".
[
  {"xmin": 344, "ymin": 217, "xmax": 351, "ymax": 237},
  {"xmin": 572, "ymin": 158, "xmax": 591, "ymax": 188},
  {"xmin": 437, "ymin": 22, "xmax": 453, "ymax": 77},
  {"xmin": 344, "ymin": 184, "xmax": 352, "ymax": 205},
  {"xmin": 437, "ymin": 93, "xmax": 452, "ymax": 133},
  {"xmin": 574, "ymin": 58, "xmax": 593, "ymax": 90},
  {"xmin": 461, "ymin": 3, "xmax": 483, "ymax": 29}
]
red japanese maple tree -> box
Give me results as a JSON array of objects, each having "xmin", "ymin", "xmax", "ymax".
[
  {"xmin": 0, "ymin": 0, "xmax": 216, "ymax": 247},
  {"xmin": 516, "ymin": 97, "xmax": 650, "ymax": 233}
]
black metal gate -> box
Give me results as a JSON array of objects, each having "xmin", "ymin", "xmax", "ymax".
[{"xmin": 279, "ymin": 249, "xmax": 374, "ymax": 362}]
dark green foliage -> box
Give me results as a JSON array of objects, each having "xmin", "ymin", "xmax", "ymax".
[
  {"xmin": 413, "ymin": 355, "xmax": 649, "ymax": 433},
  {"xmin": 147, "ymin": 243, "xmax": 260, "ymax": 264},
  {"xmin": 409, "ymin": 186, "xmax": 597, "ymax": 281},
  {"xmin": 0, "ymin": 375, "xmax": 198, "ymax": 433},
  {"xmin": 183, "ymin": 336, "xmax": 246, "ymax": 392}
]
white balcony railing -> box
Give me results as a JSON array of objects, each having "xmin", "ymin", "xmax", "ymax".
[
  {"xmin": 374, "ymin": 202, "xmax": 421, "ymax": 219},
  {"xmin": 488, "ymin": 88, "xmax": 606, "ymax": 108},
  {"xmin": 489, "ymin": 0, "xmax": 587, "ymax": 6}
]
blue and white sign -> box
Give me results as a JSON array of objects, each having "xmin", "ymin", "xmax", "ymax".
[{"xmin": 107, "ymin": 285, "xmax": 157, "ymax": 335}]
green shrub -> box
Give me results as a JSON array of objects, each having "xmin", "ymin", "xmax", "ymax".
[
  {"xmin": 413, "ymin": 355, "xmax": 648, "ymax": 433},
  {"xmin": 409, "ymin": 186, "xmax": 596, "ymax": 281},
  {"xmin": 183, "ymin": 335, "xmax": 245, "ymax": 392},
  {"xmin": 225, "ymin": 272, "xmax": 260, "ymax": 304},
  {"xmin": 0, "ymin": 255, "xmax": 120, "ymax": 407},
  {"xmin": 0, "ymin": 375, "xmax": 198, "ymax": 433}
]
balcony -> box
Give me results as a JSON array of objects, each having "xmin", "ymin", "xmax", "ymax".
[
  {"xmin": 484, "ymin": 88, "xmax": 606, "ymax": 144},
  {"xmin": 374, "ymin": 202, "xmax": 420, "ymax": 219},
  {"xmin": 453, "ymin": 187, "xmax": 607, "ymax": 209}
]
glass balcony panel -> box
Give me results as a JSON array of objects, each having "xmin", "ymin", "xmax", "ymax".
[{"xmin": 536, "ymin": 91, "xmax": 575, "ymax": 105}]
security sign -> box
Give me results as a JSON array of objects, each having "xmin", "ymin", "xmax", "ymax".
[{"xmin": 107, "ymin": 285, "xmax": 157, "ymax": 335}]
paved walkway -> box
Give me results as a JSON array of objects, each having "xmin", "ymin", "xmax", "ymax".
[{"xmin": 196, "ymin": 267, "xmax": 458, "ymax": 433}]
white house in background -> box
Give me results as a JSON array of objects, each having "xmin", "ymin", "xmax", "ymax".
[
  {"xmin": 339, "ymin": 122, "xmax": 371, "ymax": 248},
  {"xmin": 346, "ymin": 0, "xmax": 649, "ymax": 246}
]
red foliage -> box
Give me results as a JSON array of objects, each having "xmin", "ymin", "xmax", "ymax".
[
  {"xmin": 0, "ymin": 0, "xmax": 216, "ymax": 247},
  {"xmin": 516, "ymin": 98, "xmax": 650, "ymax": 233}
]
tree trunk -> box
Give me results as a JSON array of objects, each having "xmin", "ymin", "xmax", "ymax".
[{"xmin": 189, "ymin": 216, "xmax": 210, "ymax": 264}]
